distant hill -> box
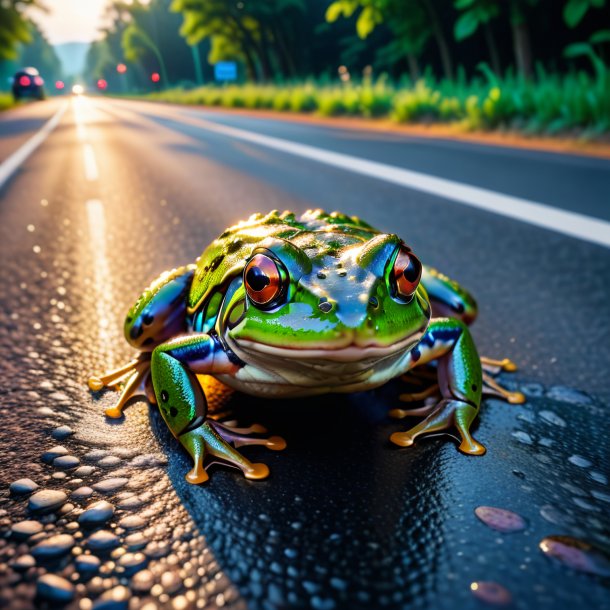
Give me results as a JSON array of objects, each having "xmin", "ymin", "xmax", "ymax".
[{"xmin": 54, "ymin": 42, "xmax": 90, "ymax": 77}]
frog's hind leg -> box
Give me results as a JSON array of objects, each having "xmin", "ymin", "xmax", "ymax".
[{"xmin": 480, "ymin": 356, "xmax": 517, "ymax": 373}]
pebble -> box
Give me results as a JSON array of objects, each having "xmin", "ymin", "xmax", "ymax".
[
  {"xmin": 470, "ymin": 581, "xmax": 512, "ymax": 605},
  {"xmin": 93, "ymin": 585, "xmax": 131, "ymax": 610},
  {"xmin": 124, "ymin": 532, "xmax": 149, "ymax": 550},
  {"xmin": 118, "ymin": 552, "xmax": 147, "ymax": 575},
  {"xmin": 51, "ymin": 425, "xmax": 74, "ymax": 440},
  {"xmin": 117, "ymin": 496, "xmax": 146, "ymax": 510},
  {"xmin": 130, "ymin": 454, "xmax": 167, "ymax": 468},
  {"xmin": 87, "ymin": 530, "xmax": 120, "ymax": 552},
  {"xmin": 131, "ymin": 569, "xmax": 155, "ymax": 593},
  {"xmin": 83, "ymin": 449, "xmax": 109, "ymax": 462},
  {"xmin": 92, "ymin": 478, "xmax": 129, "ymax": 493},
  {"xmin": 54, "ymin": 455, "xmax": 80, "ymax": 470},
  {"xmin": 9, "ymin": 478, "xmax": 39, "ymax": 495},
  {"xmin": 475, "ymin": 506, "xmax": 527, "ymax": 533},
  {"xmin": 97, "ymin": 456, "xmax": 122, "ymax": 468},
  {"xmin": 9, "ymin": 554, "xmax": 36, "ymax": 571},
  {"xmin": 42, "ymin": 445, "xmax": 69, "ymax": 464},
  {"xmin": 118, "ymin": 515, "xmax": 145, "ymax": 530},
  {"xmin": 79, "ymin": 500, "xmax": 115, "ymax": 527},
  {"xmin": 74, "ymin": 465, "xmax": 96, "ymax": 477},
  {"xmin": 11, "ymin": 520, "xmax": 44, "ymax": 540},
  {"xmin": 75, "ymin": 553, "xmax": 101, "ymax": 574},
  {"xmin": 37, "ymin": 574, "xmax": 75, "ymax": 603},
  {"xmin": 52, "ymin": 471, "xmax": 68, "ymax": 480},
  {"xmin": 71, "ymin": 486, "xmax": 94, "ymax": 500},
  {"xmin": 511, "ymin": 430, "xmax": 533, "ymax": 445},
  {"xmin": 29, "ymin": 489, "xmax": 67, "ymax": 512},
  {"xmin": 31, "ymin": 533, "xmax": 75, "ymax": 560}
]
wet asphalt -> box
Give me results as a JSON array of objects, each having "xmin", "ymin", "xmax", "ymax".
[{"xmin": 0, "ymin": 96, "xmax": 609, "ymax": 610}]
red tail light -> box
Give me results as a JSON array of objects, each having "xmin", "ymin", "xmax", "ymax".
[
  {"xmin": 34, "ymin": 76, "xmax": 44, "ymax": 86},
  {"xmin": 19, "ymin": 76, "xmax": 31, "ymax": 86}
]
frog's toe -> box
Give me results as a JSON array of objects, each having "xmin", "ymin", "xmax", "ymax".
[
  {"xmin": 104, "ymin": 406, "xmax": 124, "ymax": 419},
  {"xmin": 482, "ymin": 373, "xmax": 525, "ymax": 404},
  {"xmin": 480, "ymin": 356, "xmax": 518, "ymax": 373},
  {"xmin": 244, "ymin": 463, "xmax": 270, "ymax": 480},
  {"xmin": 185, "ymin": 465, "xmax": 209, "ymax": 485},
  {"xmin": 389, "ymin": 431, "xmax": 415, "ymax": 447}
]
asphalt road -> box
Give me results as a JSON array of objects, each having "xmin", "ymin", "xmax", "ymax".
[{"xmin": 0, "ymin": 96, "xmax": 609, "ymax": 610}]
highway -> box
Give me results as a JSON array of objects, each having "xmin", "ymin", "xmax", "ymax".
[{"xmin": 0, "ymin": 96, "xmax": 609, "ymax": 610}]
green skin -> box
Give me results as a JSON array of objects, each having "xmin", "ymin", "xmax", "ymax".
[{"xmin": 100, "ymin": 210, "xmax": 495, "ymax": 484}]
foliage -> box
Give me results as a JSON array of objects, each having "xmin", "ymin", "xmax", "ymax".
[
  {"xmin": 138, "ymin": 68, "xmax": 610, "ymax": 135},
  {"xmin": 0, "ymin": 93, "xmax": 15, "ymax": 110},
  {"xmin": 0, "ymin": 0, "xmax": 43, "ymax": 61}
]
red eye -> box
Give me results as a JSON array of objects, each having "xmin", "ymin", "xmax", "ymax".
[
  {"xmin": 244, "ymin": 253, "xmax": 284, "ymax": 308},
  {"xmin": 392, "ymin": 246, "xmax": 422, "ymax": 301}
]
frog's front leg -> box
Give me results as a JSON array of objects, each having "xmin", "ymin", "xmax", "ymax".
[
  {"xmin": 151, "ymin": 333, "xmax": 285, "ymax": 484},
  {"xmin": 390, "ymin": 318, "xmax": 485, "ymax": 455}
]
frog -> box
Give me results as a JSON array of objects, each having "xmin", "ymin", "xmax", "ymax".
[{"xmin": 88, "ymin": 209, "xmax": 524, "ymax": 484}]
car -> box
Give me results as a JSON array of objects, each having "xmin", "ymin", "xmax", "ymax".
[{"xmin": 12, "ymin": 67, "xmax": 45, "ymax": 101}]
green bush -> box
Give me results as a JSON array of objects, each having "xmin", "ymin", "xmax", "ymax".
[
  {"xmin": 139, "ymin": 70, "xmax": 610, "ymax": 136},
  {"xmin": 0, "ymin": 94, "xmax": 14, "ymax": 111}
]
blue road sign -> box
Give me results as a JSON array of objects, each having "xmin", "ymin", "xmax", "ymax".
[{"xmin": 214, "ymin": 62, "xmax": 238, "ymax": 82}]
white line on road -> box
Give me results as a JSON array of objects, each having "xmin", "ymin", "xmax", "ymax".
[
  {"xmin": 0, "ymin": 102, "xmax": 68, "ymax": 191},
  {"xmin": 86, "ymin": 199, "xmax": 116, "ymax": 359},
  {"xmin": 179, "ymin": 112, "xmax": 610, "ymax": 249},
  {"xmin": 83, "ymin": 144, "xmax": 99, "ymax": 181}
]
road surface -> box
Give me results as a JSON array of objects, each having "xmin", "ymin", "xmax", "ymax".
[{"xmin": 0, "ymin": 96, "xmax": 609, "ymax": 610}]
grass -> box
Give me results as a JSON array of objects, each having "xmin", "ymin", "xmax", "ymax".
[
  {"xmin": 140, "ymin": 69, "xmax": 610, "ymax": 136},
  {"xmin": 0, "ymin": 93, "xmax": 15, "ymax": 111}
]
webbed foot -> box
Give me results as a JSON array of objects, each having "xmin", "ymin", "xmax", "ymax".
[
  {"xmin": 390, "ymin": 399, "xmax": 486, "ymax": 456},
  {"xmin": 180, "ymin": 419, "xmax": 286, "ymax": 484},
  {"xmin": 88, "ymin": 354, "xmax": 152, "ymax": 418}
]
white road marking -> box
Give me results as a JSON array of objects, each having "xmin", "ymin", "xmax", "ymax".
[
  {"xmin": 73, "ymin": 96, "xmax": 88, "ymax": 142},
  {"xmin": 177, "ymin": 111, "xmax": 610, "ymax": 249},
  {"xmin": 83, "ymin": 144, "xmax": 99, "ymax": 181},
  {"xmin": 0, "ymin": 102, "xmax": 67, "ymax": 190},
  {"xmin": 86, "ymin": 199, "xmax": 116, "ymax": 359}
]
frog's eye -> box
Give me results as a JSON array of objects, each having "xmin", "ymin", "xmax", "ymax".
[
  {"xmin": 244, "ymin": 253, "xmax": 285, "ymax": 308},
  {"xmin": 391, "ymin": 245, "xmax": 422, "ymax": 301}
]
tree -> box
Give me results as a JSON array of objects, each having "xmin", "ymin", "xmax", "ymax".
[
  {"xmin": 18, "ymin": 20, "xmax": 62, "ymax": 81},
  {"xmin": 453, "ymin": 0, "xmax": 501, "ymax": 74},
  {"xmin": 0, "ymin": 0, "xmax": 44, "ymax": 61},
  {"xmin": 325, "ymin": 0, "xmax": 455, "ymax": 79}
]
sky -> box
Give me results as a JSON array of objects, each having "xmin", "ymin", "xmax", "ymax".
[{"xmin": 28, "ymin": 0, "xmax": 109, "ymax": 45}]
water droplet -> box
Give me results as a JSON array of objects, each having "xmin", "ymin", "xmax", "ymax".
[
  {"xmin": 539, "ymin": 410, "xmax": 566, "ymax": 427},
  {"xmin": 589, "ymin": 471, "xmax": 608, "ymax": 485},
  {"xmin": 470, "ymin": 581, "xmax": 512, "ymax": 605},
  {"xmin": 539, "ymin": 536, "xmax": 610, "ymax": 576},
  {"xmin": 475, "ymin": 506, "xmax": 527, "ymax": 533},
  {"xmin": 540, "ymin": 505, "xmax": 569, "ymax": 526},
  {"xmin": 511, "ymin": 430, "xmax": 533, "ymax": 445},
  {"xmin": 568, "ymin": 455, "xmax": 592, "ymax": 468},
  {"xmin": 546, "ymin": 386, "xmax": 592, "ymax": 406}
]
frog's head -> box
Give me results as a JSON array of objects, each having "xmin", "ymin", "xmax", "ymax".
[{"xmin": 219, "ymin": 234, "xmax": 430, "ymax": 366}]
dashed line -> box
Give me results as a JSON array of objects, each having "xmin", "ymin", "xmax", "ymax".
[
  {"xmin": 86, "ymin": 199, "xmax": 116, "ymax": 359},
  {"xmin": 83, "ymin": 144, "xmax": 99, "ymax": 181},
  {"xmin": 0, "ymin": 102, "xmax": 68, "ymax": 191}
]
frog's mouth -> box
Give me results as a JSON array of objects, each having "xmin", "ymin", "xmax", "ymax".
[{"xmin": 231, "ymin": 329, "xmax": 424, "ymax": 364}]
